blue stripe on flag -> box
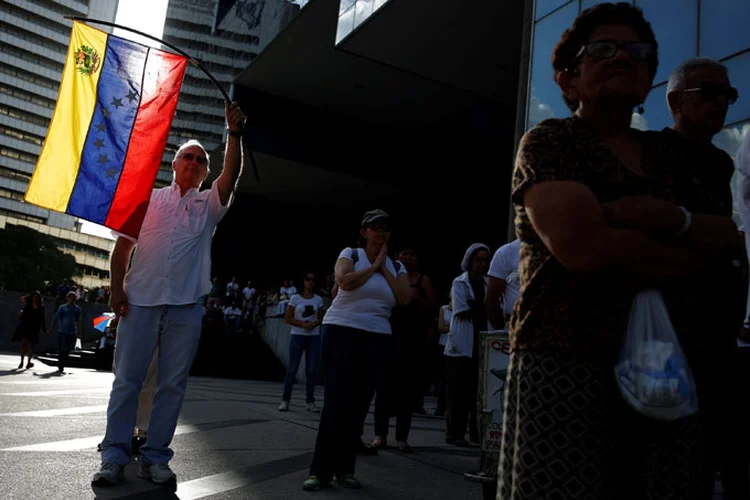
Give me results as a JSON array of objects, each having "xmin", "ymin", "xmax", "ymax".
[{"xmin": 67, "ymin": 37, "xmax": 147, "ymax": 223}]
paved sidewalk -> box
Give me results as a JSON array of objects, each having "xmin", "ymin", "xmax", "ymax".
[{"xmin": 0, "ymin": 353, "xmax": 484, "ymax": 500}]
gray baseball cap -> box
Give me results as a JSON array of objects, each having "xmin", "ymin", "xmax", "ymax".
[{"xmin": 361, "ymin": 209, "xmax": 390, "ymax": 227}]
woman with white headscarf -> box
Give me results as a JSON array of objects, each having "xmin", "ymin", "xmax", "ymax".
[{"xmin": 444, "ymin": 243, "xmax": 491, "ymax": 446}]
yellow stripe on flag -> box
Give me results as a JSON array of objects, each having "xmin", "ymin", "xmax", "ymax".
[{"xmin": 25, "ymin": 22, "xmax": 108, "ymax": 212}]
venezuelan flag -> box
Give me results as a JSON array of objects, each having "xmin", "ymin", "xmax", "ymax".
[{"xmin": 25, "ymin": 21, "xmax": 187, "ymax": 238}]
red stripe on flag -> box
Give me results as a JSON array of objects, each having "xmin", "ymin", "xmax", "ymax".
[{"xmin": 105, "ymin": 50, "xmax": 186, "ymax": 237}]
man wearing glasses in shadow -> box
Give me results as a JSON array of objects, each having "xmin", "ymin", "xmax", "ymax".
[{"xmin": 662, "ymin": 58, "xmax": 748, "ymax": 500}]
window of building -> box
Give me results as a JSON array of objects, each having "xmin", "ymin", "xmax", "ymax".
[
  {"xmin": 639, "ymin": 82, "xmax": 672, "ymax": 132},
  {"xmin": 340, "ymin": 0, "xmax": 355, "ymax": 14},
  {"xmin": 164, "ymin": 17, "xmax": 212, "ymax": 36},
  {"xmin": 337, "ymin": 3, "xmax": 355, "ymax": 44},
  {"xmin": 0, "ymin": 209, "xmax": 44, "ymax": 224},
  {"xmin": 0, "ymin": 167, "xmax": 31, "ymax": 183},
  {"xmin": 699, "ymin": 0, "xmax": 750, "ymax": 60},
  {"xmin": 0, "ymin": 125, "xmax": 45, "ymax": 146},
  {"xmin": 0, "ymin": 187, "xmax": 25, "ymax": 202},
  {"xmin": 527, "ymin": 1, "xmax": 578, "ymax": 129},
  {"xmin": 174, "ymin": 111, "xmax": 225, "ymax": 126},
  {"xmin": 170, "ymin": 127, "xmax": 223, "ymax": 144},
  {"xmin": 183, "ymin": 74, "xmax": 232, "ymax": 91},
  {"xmin": 161, "ymin": 35, "xmax": 255, "ymax": 63},
  {"xmin": 180, "ymin": 93, "xmax": 225, "ymax": 108},
  {"xmin": 535, "ymin": 0, "xmax": 573, "ymax": 20},
  {"xmin": 580, "ymin": 0, "xmax": 616, "ymax": 11},
  {"xmin": 0, "ymin": 1, "xmax": 73, "ymax": 37},
  {"xmin": 636, "ymin": 0, "xmax": 698, "ymax": 85},
  {"xmin": 0, "ymin": 83, "xmax": 56, "ymax": 110},
  {"xmin": 0, "ymin": 62, "xmax": 59, "ymax": 91},
  {"xmin": 0, "ymin": 104, "xmax": 50, "ymax": 128},
  {"xmin": 0, "ymin": 145, "xmax": 37, "ymax": 164},
  {"xmin": 0, "ymin": 22, "xmax": 68, "ymax": 53},
  {"xmin": 15, "ymin": 0, "xmax": 85, "ymax": 19},
  {"xmin": 0, "ymin": 43, "xmax": 63, "ymax": 74}
]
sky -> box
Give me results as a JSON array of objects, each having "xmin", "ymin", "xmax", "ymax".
[{"xmin": 79, "ymin": 0, "xmax": 169, "ymax": 240}]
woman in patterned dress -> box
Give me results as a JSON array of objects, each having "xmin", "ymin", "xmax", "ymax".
[{"xmin": 496, "ymin": 3, "xmax": 737, "ymax": 499}]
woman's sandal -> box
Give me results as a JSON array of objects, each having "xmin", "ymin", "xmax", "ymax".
[
  {"xmin": 371, "ymin": 436, "xmax": 387, "ymax": 450},
  {"xmin": 396, "ymin": 441, "xmax": 412, "ymax": 453}
]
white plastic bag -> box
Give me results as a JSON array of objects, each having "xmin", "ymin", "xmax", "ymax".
[{"xmin": 614, "ymin": 290, "xmax": 697, "ymax": 420}]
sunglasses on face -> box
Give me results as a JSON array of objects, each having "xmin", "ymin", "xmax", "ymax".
[
  {"xmin": 574, "ymin": 40, "xmax": 655, "ymax": 64},
  {"xmin": 682, "ymin": 81, "xmax": 739, "ymax": 105},
  {"xmin": 180, "ymin": 152, "xmax": 208, "ymax": 166},
  {"xmin": 366, "ymin": 222, "xmax": 391, "ymax": 232},
  {"xmin": 305, "ymin": 276, "xmax": 316, "ymax": 282}
]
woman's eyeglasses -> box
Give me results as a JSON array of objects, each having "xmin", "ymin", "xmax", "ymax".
[
  {"xmin": 366, "ymin": 222, "xmax": 392, "ymax": 232},
  {"xmin": 681, "ymin": 82, "xmax": 739, "ymax": 105},
  {"xmin": 574, "ymin": 40, "xmax": 655, "ymax": 64},
  {"xmin": 180, "ymin": 152, "xmax": 208, "ymax": 166},
  {"xmin": 305, "ymin": 276, "xmax": 316, "ymax": 282}
]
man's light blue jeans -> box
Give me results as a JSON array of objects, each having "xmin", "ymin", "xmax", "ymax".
[{"xmin": 101, "ymin": 303, "xmax": 203, "ymax": 465}]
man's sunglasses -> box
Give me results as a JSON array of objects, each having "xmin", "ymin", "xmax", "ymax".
[
  {"xmin": 573, "ymin": 40, "xmax": 656, "ymax": 65},
  {"xmin": 682, "ymin": 82, "xmax": 739, "ymax": 105},
  {"xmin": 180, "ymin": 152, "xmax": 208, "ymax": 166}
]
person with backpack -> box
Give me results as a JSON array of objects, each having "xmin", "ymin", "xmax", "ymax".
[{"xmin": 303, "ymin": 209, "xmax": 411, "ymax": 492}]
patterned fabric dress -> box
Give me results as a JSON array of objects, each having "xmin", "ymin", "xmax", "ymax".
[{"xmin": 497, "ymin": 117, "xmax": 705, "ymax": 500}]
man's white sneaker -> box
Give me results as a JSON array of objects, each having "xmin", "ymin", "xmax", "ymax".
[
  {"xmin": 91, "ymin": 462, "xmax": 124, "ymax": 487},
  {"xmin": 306, "ymin": 403, "xmax": 320, "ymax": 413},
  {"xmin": 278, "ymin": 401, "xmax": 290, "ymax": 412},
  {"xmin": 138, "ymin": 462, "xmax": 176, "ymax": 486}
]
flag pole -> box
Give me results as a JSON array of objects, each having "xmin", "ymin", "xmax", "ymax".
[{"xmin": 64, "ymin": 16, "xmax": 261, "ymax": 183}]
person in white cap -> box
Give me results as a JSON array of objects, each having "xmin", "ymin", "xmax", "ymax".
[{"xmin": 303, "ymin": 209, "xmax": 410, "ymax": 491}]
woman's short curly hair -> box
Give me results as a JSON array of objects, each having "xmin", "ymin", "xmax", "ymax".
[{"xmin": 551, "ymin": 2, "xmax": 658, "ymax": 112}]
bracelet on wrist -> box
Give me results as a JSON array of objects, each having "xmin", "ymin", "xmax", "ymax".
[
  {"xmin": 676, "ymin": 206, "xmax": 692, "ymax": 236},
  {"xmin": 228, "ymin": 129, "xmax": 243, "ymax": 138}
]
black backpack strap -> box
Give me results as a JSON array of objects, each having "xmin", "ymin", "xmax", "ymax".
[
  {"xmin": 350, "ymin": 248, "xmax": 359, "ymax": 264},
  {"xmin": 415, "ymin": 273, "xmax": 423, "ymax": 288},
  {"xmin": 393, "ymin": 259, "xmax": 402, "ymax": 273}
]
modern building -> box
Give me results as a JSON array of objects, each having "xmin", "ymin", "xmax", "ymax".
[
  {"xmin": 160, "ymin": 0, "xmax": 305, "ymax": 171},
  {"xmin": 0, "ymin": 0, "xmax": 120, "ymax": 287},
  {"xmin": 526, "ymin": 0, "xmax": 750, "ymax": 219},
  {"xmin": 220, "ymin": 0, "xmax": 750, "ymax": 286},
  {"xmin": 0, "ymin": 214, "xmax": 115, "ymax": 288},
  {"xmin": 221, "ymin": 0, "xmax": 523, "ymax": 285},
  {"xmin": 0, "ymin": 0, "xmax": 309, "ymax": 289}
]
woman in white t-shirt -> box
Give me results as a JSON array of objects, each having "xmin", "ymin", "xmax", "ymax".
[
  {"xmin": 279, "ymin": 272, "xmax": 324, "ymax": 413},
  {"xmin": 304, "ymin": 209, "xmax": 411, "ymax": 492}
]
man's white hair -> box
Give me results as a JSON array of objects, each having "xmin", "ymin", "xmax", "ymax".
[
  {"xmin": 174, "ymin": 139, "xmax": 210, "ymax": 164},
  {"xmin": 173, "ymin": 139, "xmax": 210, "ymax": 181},
  {"xmin": 666, "ymin": 58, "xmax": 729, "ymax": 115}
]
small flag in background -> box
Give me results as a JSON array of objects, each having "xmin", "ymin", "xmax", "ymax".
[{"xmin": 25, "ymin": 21, "xmax": 187, "ymax": 238}]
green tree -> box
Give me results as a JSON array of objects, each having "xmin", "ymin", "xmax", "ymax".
[{"xmin": 0, "ymin": 225, "xmax": 80, "ymax": 293}]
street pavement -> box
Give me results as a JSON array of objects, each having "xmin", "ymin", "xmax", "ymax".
[{"xmin": 0, "ymin": 353, "xmax": 483, "ymax": 500}]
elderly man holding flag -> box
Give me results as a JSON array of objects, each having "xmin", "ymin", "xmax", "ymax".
[
  {"xmin": 20, "ymin": 20, "xmax": 246, "ymax": 488},
  {"xmin": 92, "ymin": 100, "xmax": 246, "ymax": 487}
]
